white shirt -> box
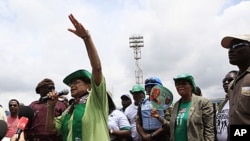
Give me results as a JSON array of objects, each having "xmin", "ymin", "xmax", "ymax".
[
  {"xmin": 216, "ymin": 100, "xmax": 229, "ymax": 141},
  {"xmin": 1, "ymin": 137, "xmax": 10, "ymax": 141},
  {"xmin": 108, "ymin": 110, "xmax": 131, "ymax": 140},
  {"xmin": 124, "ymin": 103, "xmax": 141, "ymax": 141}
]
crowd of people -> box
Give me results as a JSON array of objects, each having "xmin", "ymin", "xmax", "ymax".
[{"xmin": 0, "ymin": 13, "xmax": 250, "ymax": 141}]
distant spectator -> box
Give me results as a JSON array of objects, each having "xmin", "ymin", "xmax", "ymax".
[
  {"xmin": 194, "ymin": 86, "xmax": 202, "ymax": 96},
  {"xmin": 120, "ymin": 94, "xmax": 132, "ymax": 113},
  {"xmin": 5, "ymin": 99, "xmax": 20, "ymax": 138},
  {"xmin": 216, "ymin": 70, "xmax": 238, "ymax": 141},
  {"xmin": 124, "ymin": 84, "xmax": 145, "ymax": 141},
  {"xmin": 108, "ymin": 91, "xmax": 131, "ymax": 141}
]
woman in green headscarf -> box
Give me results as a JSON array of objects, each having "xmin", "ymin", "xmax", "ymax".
[
  {"xmin": 152, "ymin": 73, "xmax": 214, "ymax": 141},
  {"xmin": 45, "ymin": 14, "xmax": 109, "ymax": 141}
]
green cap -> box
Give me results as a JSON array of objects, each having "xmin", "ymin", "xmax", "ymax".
[
  {"xmin": 130, "ymin": 84, "xmax": 145, "ymax": 94},
  {"xmin": 63, "ymin": 69, "xmax": 92, "ymax": 86},
  {"xmin": 173, "ymin": 73, "xmax": 196, "ymax": 93}
]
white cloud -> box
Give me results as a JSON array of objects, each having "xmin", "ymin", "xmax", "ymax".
[{"xmin": 0, "ymin": 0, "xmax": 249, "ymax": 110}]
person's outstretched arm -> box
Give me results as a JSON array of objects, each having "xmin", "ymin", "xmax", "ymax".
[
  {"xmin": 68, "ymin": 14, "xmax": 102, "ymax": 85},
  {"xmin": 46, "ymin": 13, "xmax": 104, "ymax": 134}
]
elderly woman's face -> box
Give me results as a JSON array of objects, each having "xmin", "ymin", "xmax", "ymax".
[
  {"xmin": 175, "ymin": 80, "xmax": 193, "ymax": 97},
  {"xmin": 69, "ymin": 79, "xmax": 90, "ymax": 98}
]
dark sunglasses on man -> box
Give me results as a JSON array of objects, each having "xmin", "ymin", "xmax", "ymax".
[
  {"xmin": 230, "ymin": 41, "xmax": 250, "ymax": 50},
  {"xmin": 40, "ymin": 85, "xmax": 55, "ymax": 92},
  {"xmin": 9, "ymin": 104, "xmax": 18, "ymax": 107},
  {"xmin": 222, "ymin": 77, "xmax": 234, "ymax": 84},
  {"xmin": 48, "ymin": 85, "xmax": 55, "ymax": 91}
]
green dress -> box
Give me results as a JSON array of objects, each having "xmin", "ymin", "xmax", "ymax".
[{"xmin": 55, "ymin": 77, "xmax": 109, "ymax": 141}]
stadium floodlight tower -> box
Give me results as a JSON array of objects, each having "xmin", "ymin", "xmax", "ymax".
[{"xmin": 129, "ymin": 34, "xmax": 144, "ymax": 85}]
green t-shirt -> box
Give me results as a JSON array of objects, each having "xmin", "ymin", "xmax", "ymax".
[
  {"xmin": 174, "ymin": 100, "xmax": 191, "ymax": 141},
  {"xmin": 55, "ymin": 76, "xmax": 109, "ymax": 141}
]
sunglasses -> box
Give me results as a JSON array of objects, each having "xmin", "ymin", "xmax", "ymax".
[
  {"xmin": 222, "ymin": 78, "xmax": 234, "ymax": 84},
  {"xmin": 9, "ymin": 104, "xmax": 18, "ymax": 107},
  {"xmin": 48, "ymin": 85, "xmax": 55, "ymax": 90},
  {"xmin": 230, "ymin": 42, "xmax": 250, "ymax": 49}
]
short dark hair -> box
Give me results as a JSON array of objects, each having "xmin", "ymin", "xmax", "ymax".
[{"xmin": 194, "ymin": 86, "xmax": 202, "ymax": 96}]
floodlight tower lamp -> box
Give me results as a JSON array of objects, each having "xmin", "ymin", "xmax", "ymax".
[{"xmin": 129, "ymin": 34, "xmax": 144, "ymax": 85}]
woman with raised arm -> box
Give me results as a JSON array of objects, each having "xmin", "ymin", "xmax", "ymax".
[{"xmin": 45, "ymin": 14, "xmax": 109, "ymax": 141}]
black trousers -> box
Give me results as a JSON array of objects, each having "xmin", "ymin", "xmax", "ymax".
[{"xmin": 141, "ymin": 129, "xmax": 169, "ymax": 141}]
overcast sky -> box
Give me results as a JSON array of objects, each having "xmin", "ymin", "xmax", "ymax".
[{"xmin": 0, "ymin": 0, "xmax": 249, "ymax": 110}]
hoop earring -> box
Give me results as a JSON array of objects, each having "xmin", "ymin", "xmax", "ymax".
[{"xmin": 87, "ymin": 89, "xmax": 91, "ymax": 93}]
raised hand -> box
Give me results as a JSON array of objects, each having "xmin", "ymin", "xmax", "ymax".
[
  {"xmin": 150, "ymin": 108, "xmax": 160, "ymax": 118},
  {"xmin": 68, "ymin": 14, "xmax": 90, "ymax": 39}
]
